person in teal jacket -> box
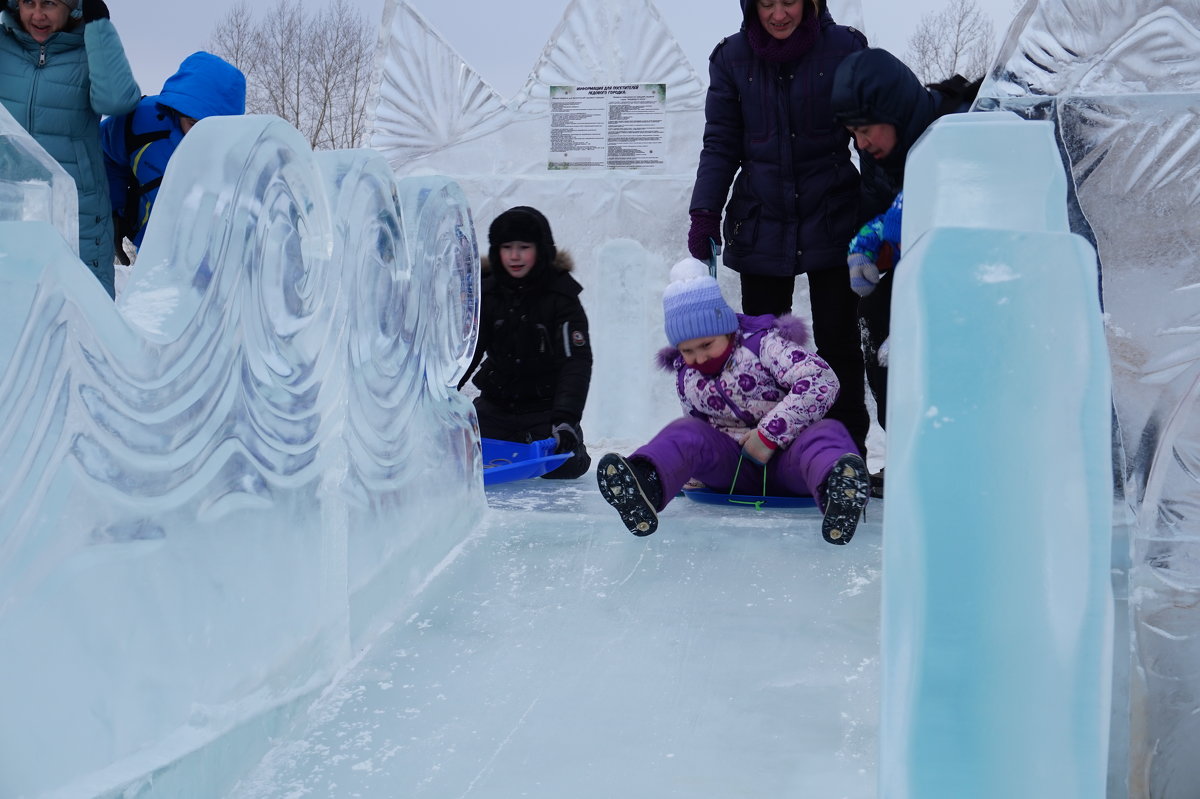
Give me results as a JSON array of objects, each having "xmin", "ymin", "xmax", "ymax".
[
  {"xmin": 0, "ymin": 0, "xmax": 140, "ymax": 298},
  {"xmin": 102, "ymin": 51, "xmax": 245, "ymax": 254}
]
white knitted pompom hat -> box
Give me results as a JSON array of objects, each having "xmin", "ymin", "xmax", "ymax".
[{"xmin": 662, "ymin": 258, "xmax": 738, "ymax": 347}]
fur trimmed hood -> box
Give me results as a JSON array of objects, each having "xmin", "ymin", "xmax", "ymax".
[
  {"xmin": 656, "ymin": 313, "xmax": 811, "ymax": 370},
  {"xmin": 481, "ymin": 248, "xmax": 575, "ymax": 276}
]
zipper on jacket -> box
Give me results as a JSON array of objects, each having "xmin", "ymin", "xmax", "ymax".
[{"xmin": 26, "ymin": 46, "xmax": 46, "ymax": 130}]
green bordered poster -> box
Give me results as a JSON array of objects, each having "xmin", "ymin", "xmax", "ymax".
[{"xmin": 548, "ymin": 84, "xmax": 666, "ymax": 171}]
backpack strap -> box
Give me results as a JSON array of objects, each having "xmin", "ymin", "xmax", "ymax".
[{"xmin": 118, "ymin": 102, "xmax": 173, "ymax": 241}]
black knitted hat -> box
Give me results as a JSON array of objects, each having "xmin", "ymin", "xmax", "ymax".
[{"xmin": 487, "ymin": 206, "xmax": 557, "ymax": 278}]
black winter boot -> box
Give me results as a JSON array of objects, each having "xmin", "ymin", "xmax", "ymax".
[
  {"xmin": 596, "ymin": 453, "xmax": 663, "ymax": 536},
  {"xmin": 869, "ymin": 468, "xmax": 885, "ymax": 499},
  {"xmin": 820, "ymin": 453, "xmax": 870, "ymax": 545}
]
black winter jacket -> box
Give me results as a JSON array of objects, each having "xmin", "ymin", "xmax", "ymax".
[
  {"xmin": 689, "ymin": 2, "xmax": 867, "ymax": 277},
  {"xmin": 459, "ymin": 252, "xmax": 592, "ymax": 426}
]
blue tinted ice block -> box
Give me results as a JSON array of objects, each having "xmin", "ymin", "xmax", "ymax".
[{"xmin": 880, "ymin": 226, "xmax": 1113, "ymax": 798}]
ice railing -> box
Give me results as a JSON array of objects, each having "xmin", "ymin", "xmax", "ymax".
[
  {"xmin": 883, "ymin": 111, "xmax": 1112, "ymax": 799},
  {"xmin": 0, "ymin": 114, "xmax": 484, "ymax": 799}
]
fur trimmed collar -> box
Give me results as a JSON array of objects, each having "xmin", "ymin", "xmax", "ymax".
[
  {"xmin": 655, "ymin": 313, "xmax": 811, "ymax": 371},
  {"xmin": 480, "ymin": 249, "xmax": 575, "ymax": 276}
]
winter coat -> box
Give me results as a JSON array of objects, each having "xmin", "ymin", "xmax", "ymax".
[
  {"xmin": 101, "ymin": 51, "xmax": 245, "ymax": 247},
  {"xmin": 830, "ymin": 48, "xmax": 981, "ymax": 222},
  {"xmin": 848, "ymin": 190, "xmax": 902, "ymax": 270},
  {"xmin": 657, "ymin": 314, "xmax": 839, "ymax": 450},
  {"xmin": 0, "ymin": 10, "xmax": 140, "ymax": 296},
  {"xmin": 460, "ymin": 251, "xmax": 592, "ymax": 427},
  {"xmin": 689, "ymin": 0, "xmax": 867, "ymax": 278}
]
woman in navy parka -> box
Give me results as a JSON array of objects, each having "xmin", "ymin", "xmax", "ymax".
[
  {"xmin": 687, "ymin": 0, "xmax": 869, "ymax": 454},
  {"xmin": 0, "ymin": 0, "xmax": 140, "ymax": 298}
]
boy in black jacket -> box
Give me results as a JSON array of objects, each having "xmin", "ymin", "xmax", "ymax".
[{"xmin": 458, "ymin": 206, "xmax": 593, "ymax": 479}]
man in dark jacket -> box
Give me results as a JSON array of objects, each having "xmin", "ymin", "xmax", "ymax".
[
  {"xmin": 831, "ymin": 47, "xmax": 982, "ymax": 494},
  {"xmin": 687, "ymin": 0, "xmax": 870, "ymax": 456},
  {"xmin": 459, "ymin": 206, "xmax": 593, "ymax": 479}
]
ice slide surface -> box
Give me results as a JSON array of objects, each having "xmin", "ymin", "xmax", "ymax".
[{"xmin": 226, "ymin": 482, "xmax": 885, "ymax": 798}]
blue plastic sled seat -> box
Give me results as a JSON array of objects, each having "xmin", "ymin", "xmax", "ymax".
[
  {"xmin": 482, "ymin": 437, "xmax": 571, "ymax": 486},
  {"xmin": 682, "ymin": 487, "xmax": 817, "ymax": 510}
]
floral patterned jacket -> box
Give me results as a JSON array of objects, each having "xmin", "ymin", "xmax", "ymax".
[{"xmin": 657, "ymin": 314, "xmax": 840, "ymax": 449}]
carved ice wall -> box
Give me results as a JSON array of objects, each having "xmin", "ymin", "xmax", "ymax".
[
  {"xmin": 979, "ymin": 2, "xmax": 1200, "ymax": 797},
  {"xmin": 371, "ymin": 0, "xmax": 716, "ymax": 446},
  {"xmin": 0, "ymin": 113, "xmax": 483, "ymax": 798}
]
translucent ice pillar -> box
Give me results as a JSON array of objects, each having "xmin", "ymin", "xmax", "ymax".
[{"xmin": 881, "ymin": 113, "xmax": 1112, "ymax": 797}]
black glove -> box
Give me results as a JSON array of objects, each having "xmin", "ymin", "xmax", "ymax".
[
  {"xmin": 551, "ymin": 422, "xmax": 580, "ymax": 455},
  {"xmin": 81, "ymin": 0, "xmax": 110, "ymax": 22}
]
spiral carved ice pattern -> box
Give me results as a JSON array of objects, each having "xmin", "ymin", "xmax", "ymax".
[{"xmin": 0, "ymin": 113, "xmax": 482, "ymax": 797}]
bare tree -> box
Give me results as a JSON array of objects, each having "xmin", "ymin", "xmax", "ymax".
[
  {"xmin": 905, "ymin": 0, "xmax": 996, "ymax": 85},
  {"xmin": 307, "ymin": 0, "xmax": 375, "ymax": 151},
  {"xmin": 207, "ymin": 0, "xmax": 375, "ymax": 150},
  {"xmin": 207, "ymin": 2, "xmax": 259, "ymax": 71}
]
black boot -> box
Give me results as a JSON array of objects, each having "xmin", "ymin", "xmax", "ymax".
[
  {"xmin": 869, "ymin": 468, "xmax": 884, "ymax": 499},
  {"xmin": 596, "ymin": 453, "xmax": 663, "ymax": 536},
  {"xmin": 820, "ymin": 454, "xmax": 870, "ymax": 545}
]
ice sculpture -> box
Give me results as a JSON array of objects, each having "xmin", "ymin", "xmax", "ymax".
[
  {"xmin": 372, "ymin": 0, "xmax": 716, "ymax": 446},
  {"xmin": 883, "ymin": 113, "xmax": 1112, "ymax": 797},
  {"xmin": 0, "ymin": 104, "xmax": 77, "ymax": 251},
  {"xmin": 0, "ymin": 115, "xmax": 483, "ymax": 798},
  {"xmin": 978, "ymin": 2, "xmax": 1200, "ymax": 796}
]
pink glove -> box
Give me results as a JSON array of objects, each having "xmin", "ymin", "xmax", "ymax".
[{"xmin": 687, "ymin": 210, "xmax": 722, "ymax": 261}]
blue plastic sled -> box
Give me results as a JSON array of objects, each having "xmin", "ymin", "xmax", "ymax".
[
  {"xmin": 482, "ymin": 437, "xmax": 571, "ymax": 486},
  {"xmin": 682, "ymin": 487, "xmax": 818, "ymax": 510}
]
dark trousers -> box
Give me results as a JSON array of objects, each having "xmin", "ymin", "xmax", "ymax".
[
  {"xmin": 857, "ymin": 269, "xmax": 892, "ymax": 430},
  {"xmin": 739, "ymin": 271, "xmax": 869, "ymax": 454},
  {"xmin": 473, "ymin": 397, "xmax": 592, "ymax": 479}
]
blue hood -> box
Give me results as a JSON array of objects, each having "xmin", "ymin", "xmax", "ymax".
[{"xmin": 154, "ymin": 51, "xmax": 246, "ymax": 119}]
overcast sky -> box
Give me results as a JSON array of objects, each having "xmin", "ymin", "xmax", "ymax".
[{"xmin": 113, "ymin": 0, "xmax": 1023, "ymax": 105}]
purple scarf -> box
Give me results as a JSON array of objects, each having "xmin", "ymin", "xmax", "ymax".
[{"xmin": 745, "ymin": 9, "xmax": 820, "ymax": 63}]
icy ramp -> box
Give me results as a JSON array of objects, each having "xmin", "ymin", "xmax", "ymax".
[{"xmin": 227, "ymin": 479, "xmax": 882, "ymax": 798}]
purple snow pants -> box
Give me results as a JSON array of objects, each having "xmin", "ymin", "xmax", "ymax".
[{"xmin": 631, "ymin": 417, "xmax": 859, "ymax": 511}]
